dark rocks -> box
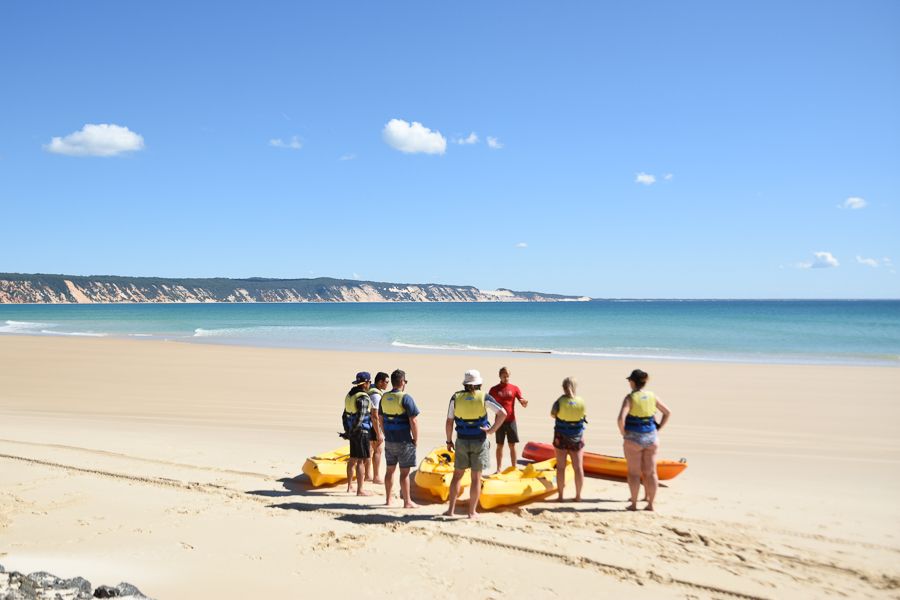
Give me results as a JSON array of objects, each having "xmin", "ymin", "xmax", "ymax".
[{"xmin": 0, "ymin": 566, "xmax": 151, "ymax": 600}]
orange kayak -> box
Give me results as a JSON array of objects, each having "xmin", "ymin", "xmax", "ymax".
[{"xmin": 522, "ymin": 441, "xmax": 687, "ymax": 481}]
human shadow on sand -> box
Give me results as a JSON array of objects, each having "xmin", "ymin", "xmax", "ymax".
[
  {"xmin": 521, "ymin": 505, "xmax": 625, "ymax": 515},
  {"xmin": 335, "ymin": 512, "xmax": 436, "ymax": 526},
  {"xmin": 269, "ymin": 501, "xmax": 373, "ymax": 513}
]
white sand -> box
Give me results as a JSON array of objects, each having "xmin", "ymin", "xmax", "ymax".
[{"xmin": 0, "ymin": 336, "xmax": 898, "ymax": 599}]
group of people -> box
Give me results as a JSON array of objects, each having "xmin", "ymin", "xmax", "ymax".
[{"xmin": 340, "ymin": 366, "xmax": 672, "ymax": 517}]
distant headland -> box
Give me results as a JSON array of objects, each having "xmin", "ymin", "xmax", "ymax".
[{"xmin": 0, "ymin": 273, "xmax": 591, "ymax": 304}]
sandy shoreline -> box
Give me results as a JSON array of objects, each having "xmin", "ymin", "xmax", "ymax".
[{"xmin": 1, "ymin": 335, "xmax": 898, "ymax": 598}]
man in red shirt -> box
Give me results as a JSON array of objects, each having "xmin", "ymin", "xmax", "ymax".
[{"xmin": 489, "ymin": 366, "xmax": 528, "ymax": 473}]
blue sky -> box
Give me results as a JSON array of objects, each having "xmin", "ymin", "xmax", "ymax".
[{"xmin": 1, "ymin": 1, "xmax": 898, "ymax": 298}]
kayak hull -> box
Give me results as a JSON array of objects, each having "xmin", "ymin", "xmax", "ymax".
[
  {"xmin": 302, "ymin": 445, "xmax": 351, "ymax": 487},
  {"xmin": 415, "ymin": 447, "xmax": 470, "ymax": 501},
  {"xmin": 522, "ymin": 441, "xmax": 687, "ymax": 481},
  {"xmin": 479, "ymin": 458, "xmax": 573, "ymax": 510}
]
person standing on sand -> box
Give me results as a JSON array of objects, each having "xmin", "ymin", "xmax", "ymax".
[
  {"xmin": 489, "ymin": 366, "xmax": 528, "ymax": 473},
  {"xmin": 550, "ymin": 377, "xmax": 586, "ymax": 502},
  {"xmin": 343, "ymin": 372, "xmax": 375, "ymax": 496},
  {"xmin": 617, "ymin": 369, "xmax": 671, "ymax": 512},
  {"xmin": 443, "ymin": 369, "xmax": 507, "ymax": 518},
  {"xmin": 379, "ymin": 369, "xmax": 420, "ymax": 508},
  {"xmin": 366, "ymin": 371, "xmax": 389, "ymax": 484}
]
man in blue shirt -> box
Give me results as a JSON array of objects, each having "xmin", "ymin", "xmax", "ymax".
[{"xmin": 378, "ymin": 369, "xmax": 420, "ymax": 508}]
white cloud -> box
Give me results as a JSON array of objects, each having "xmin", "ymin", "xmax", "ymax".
[
  {"xmin": 269, "ymin": 136, "xmax": 302, "ymax": 150},
  {"xmin": 455, "ymin": 132, "xmax": 479, "ymax": 145},
  {"xmin": 798, "ymin": 251, "xmax": 840, "ymax": 269},
  {"xmin": 664, "ymin": 173, "xmax": 674, "ymax": 181},
  {"xmin": 486, "ymin": 136, "xmax": 503, "ymax": 149},
  {"xmin": 840, "ymin": 196, "xmax": 866, "ymax": 210},
  {"xmin": 515, "ymin": 242, "xmax": 527, "ymax": 248},
  {"xmin": 382, "ymin": 119, "xmax": 446, "ymax": 155},
  {"xmin": 635, "ymin": 172, "xmax": 656, "ymax": 185},
  {"xmin": 339, "ymin": 153, "xmax": 356, "ymax": 161},
  {"xmin": 856, "ymin": 255, "xmax": 879, "ymax": 268},
  {"xmin": 45, "ymin": 123, "xmax": 144, "ymax": 157}
]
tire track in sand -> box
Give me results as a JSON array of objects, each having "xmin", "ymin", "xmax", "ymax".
[
  {"xmin": 0, "ymin": 451, "xmax": 770, "ymax": 600},
  {"xmin": 0, "ymin": 438, "xmax": 270, "ymax": 479},
  {"xmin": 2, "ymin": 451, "xmax": 896, "ymax": 598}
]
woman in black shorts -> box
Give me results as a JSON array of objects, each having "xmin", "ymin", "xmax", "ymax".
[{"xmin": 550, "ymin": 377, "xmax": 586, "ymax": 501}]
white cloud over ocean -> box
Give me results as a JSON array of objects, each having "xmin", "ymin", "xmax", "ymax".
[
  {"xmin": 840, "ymin": 196, "xmax": 866, "ymax": 210},
  {"xmin": 635, "ymin": 172, "xmax": 656, "ymax": 185},
  {"xmin": 45, "ymin": 124, "xmax": 144, "ymax": 157},
  {"xmin": 798, "ymin": 251, "xmax": 840, "ymax": 269},
  {"xmin": 856, "ymin": 255, "xmax": 879, "ymax": 268},
  {"xmin": 269, "ymin": 136, "xmax": 302, "ymax": 150},
  {"xmin": 455, "ymin": 132, "xmax": 479, "ymax": 145},
  {"xmin": 486, "ymin": 136, "xmax": 503, "ymax": 149},
  {"xmin": 382, "ymin": 119, "xmax": 446, "ymax": 155}
]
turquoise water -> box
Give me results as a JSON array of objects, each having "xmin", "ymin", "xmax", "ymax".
[{"xmin": 1, "ymin": 301, "xmax": 898, "ymax": 366}]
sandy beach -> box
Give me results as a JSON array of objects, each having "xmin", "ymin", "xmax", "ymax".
[{"xmin": 0, "ymin": 335, "xmax": 898, "ymax": 599}]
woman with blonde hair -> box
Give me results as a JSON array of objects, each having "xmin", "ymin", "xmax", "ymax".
[
  {"xmin": 617, "ymin": 369, "xmax": 671, "ymax": 511},
  {"xmin": 550, "ymin": 376, "xmax": 586, "ymax": 501}
]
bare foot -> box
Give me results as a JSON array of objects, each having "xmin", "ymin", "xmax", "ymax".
[
  {"xmin": 467, "ymin": 512, "xmax": 480, "ymax": 519},
  {"xmin": 385, "ymin": 499, "xmax": 395, "ymax": 507},
  {"xmin": 403, "ymin": 501, "xmax": 419, "ymax": 509},
  {"xmin": 345, "ymin": 485, "xmax": 352, "ymax": 493},
  {"xmin": 373, "ymin": 478, "xmax": 384, "ymax": 485},
  {"xmin": 442, "ymin": 508, "xmax": 455, "ymax": 517},
  {"xmin": 574, "ymin": 496, "xmax": 582, "ymax": 502},
  {"xmin": 365, "ymin": 476, "xmax": 373, "ymax": 482},
  {"xmin": 555, "ymin": 495, "xmax": 564, "ymax": 502},
  {"xmin": 644, "ymin": 504, "xmax": 655, "ymax": 512},
  {"xmin": 357, "ymin": 490, "xmax": 375, "ymax": 497},
  {"xmin": 626, "ymin": 504, "xmax": 638, "ymax": 511}
]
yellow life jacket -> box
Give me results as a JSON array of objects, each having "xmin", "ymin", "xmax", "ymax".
[
  {"xmin": 625, "ymin": 390, "xmax": 657, "ymax": 433},
  {"xmin": 556, "ymin": 395, "xmax": 586, "ymax": 422},
  {"xmin": 380, "ymin": 391, "xmax": 406, "ymax": 416},
  {"xmin": 380, "ymin": 390, "xmax": 411, "ymax": 434},
  {"xmin": 344, "ymin": 391, "xmax": 368, "ymax": 414},
  {"xmin": 342, "ymin": 391, "xmax": 372, "ymax": 432},
  {"xmin": 554, "ymin": 395, "xmax": 586, "ymax": 437},
  {"xmin": 453, "ymin": 390, "xmax": 489, "ymax": 438},
  {"xmin": 628, "ymin": 390, "xmax": 657, "ymax": 417}
]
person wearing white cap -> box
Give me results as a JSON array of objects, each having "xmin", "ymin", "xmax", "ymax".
[{"xmin": 443, "ymin": 369, "xmax": 507, "ymax": 518}]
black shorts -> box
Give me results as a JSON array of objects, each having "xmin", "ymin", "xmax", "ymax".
[
  {"xmin": 552, "ymin": 431, "xmax": 584, "ymax": 451},
  {"xmin": 349, "ymin": 430, "xmax": 371, "ymax": 459},
  {"xmin": 495, "ymin": 420, "xmax": 519, "ymax": 444}
]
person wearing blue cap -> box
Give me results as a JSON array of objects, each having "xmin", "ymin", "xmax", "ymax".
[{"xmin": 343, "ymin": 371, "xmax": 375, "ymax": 496}]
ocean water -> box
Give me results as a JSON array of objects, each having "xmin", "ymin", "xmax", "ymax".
[{"xmin": 0, "ymin": 301, "xmax": 898, "ymax": 366}]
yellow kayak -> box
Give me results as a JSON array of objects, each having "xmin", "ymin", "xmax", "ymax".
[
  {"xmin": 479, "ymin": 458, "xmax": 573, "ymax": 510},
  {"xmin": 302, "ymin": 445, "xmax": 351, "ymax": 487},
  {"xmin": 414, "ymin": 447, "xmax": 471, "ymax": 501}
]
